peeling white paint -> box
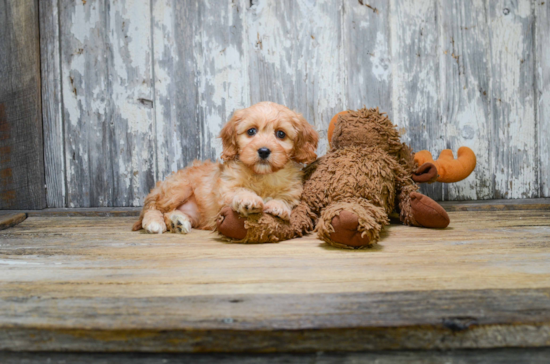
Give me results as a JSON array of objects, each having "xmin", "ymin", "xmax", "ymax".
[
  {"xmin": 488, "ymin": 0, "xmax": 537, "ymax": 198},
  {"xmin": 45, "ymin": 0, "xmax": 547, "ymax": 206}
]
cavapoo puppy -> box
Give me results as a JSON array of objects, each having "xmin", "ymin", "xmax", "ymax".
[{"xmin": 133, "ymin": 101, "xmax": 318, "ymax": 234}]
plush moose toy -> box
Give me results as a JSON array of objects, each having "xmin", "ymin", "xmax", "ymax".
[{"xmin": 216, "ymin": 107, "xmax": 476, "ymax": 249}]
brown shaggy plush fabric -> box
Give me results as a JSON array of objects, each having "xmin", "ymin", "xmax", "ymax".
[{"xmin": 216, "ymin": 107, "xmax": 450, "ymax": 248}]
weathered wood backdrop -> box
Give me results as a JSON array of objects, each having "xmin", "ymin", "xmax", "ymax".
[
  {"xmin": 0, "ymin": 0, "xmax": 45, "ymax": 210},
  {"xmin": 39, "ymin": 0, "xmax": 550, "ymax": 208}
]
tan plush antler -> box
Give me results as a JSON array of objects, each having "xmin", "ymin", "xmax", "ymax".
[{"xmin": 414, "ymin": 147, "xmax": 476, "ymax": 183}]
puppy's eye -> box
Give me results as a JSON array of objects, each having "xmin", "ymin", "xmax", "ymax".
[
  {"xmin": 247, "ymin": 128, "xmax": 257, "ymax": 136},
  {"xmin": 276, "ymin": 130, "xmax": 286, "ymax": 139}
]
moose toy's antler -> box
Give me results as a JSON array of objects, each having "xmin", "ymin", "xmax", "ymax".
[{"xmin": 414, "ymin": 147, "xmax": 477, "ymax": 183}]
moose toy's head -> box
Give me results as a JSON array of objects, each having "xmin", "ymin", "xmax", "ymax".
[{"xmin": 328, "ymin": 108, "xmax": 403, "ymax": 155}]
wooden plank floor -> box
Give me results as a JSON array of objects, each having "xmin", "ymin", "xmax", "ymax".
[{"xmin": 1, "ymin": 209, "xmax": 550, "ymax": 352}]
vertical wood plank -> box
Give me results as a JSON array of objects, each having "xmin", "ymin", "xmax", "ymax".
[
  {"xmin": 390, "ymin": 0, "xmax": 443, "ymax": 200},
  {"xmin": 486, "ymin": 0, "xmax": 538, "ymax": 199},
  {"xmin": 247, "ymin": 0, "xmax": 345, "ymax": 154},
  {"xmin": 60, "ymin": 1, "xmax": 107, "ymax": 207},
  {"xmin": 0, "ymin": 0, "xmax": 46, "ymax": 209},
  {"xmin": 195, "ymin": 0, "xmax": 250, "ymax": 161},
  {"xmin": 60, "ymin": 0, "xmax": 155, "ymax": 207},
  {"xmin": 108, "ymin": 0, "xmax": 156, "ymax": 206},
  {"xmin": 153, "ymin": 0, "xmax": 249, "ymax": 178},
  {"xmin": 152, "ymin": 0, "xmax": 201, "ymax": 179},
  {"xmin": 344, "ymin": 0, "xmax": 392, "ymax": 117},
  {"xmin": 536, "ymin": 1, "xmax": 550, "ymax": 197},
  {"xmin": 438, "ymin": 0, "xmax": 493, "ymax": 200},
  {"xmin": 39, "ymin": 0, "xmax": 66, "ymax": 208}
]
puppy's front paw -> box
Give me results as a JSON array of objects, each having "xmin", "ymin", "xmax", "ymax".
[
  {"xmin": 165, "ymin": 211, "xmax": 192, "ymax": 234},
  {"xmin": 263, "ymin": 200, "xmax": 291, "ymax": 221},
  {"xmin": 232, "ymin": 193, "xmax": 264, "ymax": 216},
  {"xmin": 143, "ymin": 210, "xmax": 167, "ymax": 234}
]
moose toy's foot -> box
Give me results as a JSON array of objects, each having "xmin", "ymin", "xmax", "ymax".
[
  {"xmin": 409, "ymin": 192, "xmax": 450, "ymax": 228},
  {"xmin": 329, "ymin": 211, "xmax": 373, "ymax": 248},
  {"xmin": 216, "ymin": 206, "xmax": 248, "ymax": 240}
]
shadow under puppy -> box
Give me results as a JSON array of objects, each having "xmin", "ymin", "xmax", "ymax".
[{"xmin": 133, "ymin": 101, "xmax": 319, "ymax": 234}]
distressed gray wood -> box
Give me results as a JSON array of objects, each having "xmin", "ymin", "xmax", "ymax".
[
  {"xmin": 247, "ymin": 0, "xmax": 346, "ymax": 153},
  {"xmin": 38, "ymin": 0, "xmax": 550, "ymax": 206},
  {"xmin": 39, "ymin": 0, "xmax": 65, "ymax": 208},
  {"xmin": 195, "ymin": 0, "xmax": 250, "ymax": 161},
  {"xmin": 390, "ymin": 0, "xmax": 443, "ymax": 200},
  {"xmin": 0, "ymin": 0, "xmax": 45, "ymax": 210},
  {"xmin": 487, "ymin": 0, "xmax": 538, "ymax": 199},
  {"xmin": 536, "ymin": 1, "xmax": 550, "ymax": 197},
  {"xmin": 438, "ymin": 0, "xmax": 493, "ymax": 201},
  {"xmin": 344, "ymin": 1, "xmax": 392, "ymax": 117},
  {"xmin": 152, "ymin": 0, "xmax": 202, "ymax": 179},
  {"xmin": 59, "ymin": 0, "xmax": 156, "ymax": 207}
]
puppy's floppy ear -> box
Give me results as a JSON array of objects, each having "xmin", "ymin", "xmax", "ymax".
[
  {"xmin": 219, "ymin": 109, "xmax": 243, "ymax": 161},
  {"xmin": 292, "ymin": 112, "xmax": 319, "ymax": 164}
]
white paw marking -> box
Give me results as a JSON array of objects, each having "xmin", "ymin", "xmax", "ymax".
[
  {"xmin": 169, "ymin": 213, "xmax": 192, "ymax": 234},
  {"xmin": 232, "ymin": 195, "xmax": 264, "ymax": 216},
  {"xmin": 264, "ymin": 201, "xmax": 291, "ymax": 221},
  {"xmin": 145, "ymin": 221, "xmax": 165, "ymax": 234}
]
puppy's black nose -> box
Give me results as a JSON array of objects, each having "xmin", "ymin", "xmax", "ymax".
[{"xmin": 258, "ymin": 147, "xmax": 271, "ymax": 159}]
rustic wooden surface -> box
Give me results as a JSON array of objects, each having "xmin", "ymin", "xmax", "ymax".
[
  {"xmin": 38, "ymin": 0, "xmax": 550, "ymax": 207},
  {"xmin": 1, "ymin": 198, "xmax": 549, "ymax": 216},
  {"xmin": 3, "ymin": 348, "xmax": 550, "ymax": 364},
  {"xmin": 0, "ymin": 213, "xmax": 26, "ymax": 230},
  {"xmin": 0, "ymin": 0, "xmax": 45, "ymax": 209},
  {"xmin": 1, "ymin": 209, "xmax": 550, "ymax": 352},
  {"xmin": 440, "ymin": 197, "xmax": 550, "ymax": 211}
]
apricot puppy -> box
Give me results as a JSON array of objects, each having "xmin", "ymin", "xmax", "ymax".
[{"xmin": 133, "ymin": 102, "xmax": 318, "ymax": 234}]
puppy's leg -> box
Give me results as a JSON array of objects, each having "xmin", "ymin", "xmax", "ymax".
[
  {"xmin": 164, "ymin": 210, "xmax": 193, "ymax": 234},
  {"xmin": 142, "ymin": 209, "xmax": 167, "ymax": 234},
  {"xmin": 263, "ymin": 199, "xmax": 292, "ymax": 221},
  {"xmin": 138, "ymin": 171, "xmax": 194, "ymax": 234},
  {"xmin": 230, "ymin": 188, "xmax": 264, "ymax": 216}
]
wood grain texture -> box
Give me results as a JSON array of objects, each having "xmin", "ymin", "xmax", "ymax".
[
  {"xmin": 39, "ymin": 0, "xmax": 66, "ymax": 208},
  {"xmin": 536, "ymin": 1, "xmax": 550, "ymax": 197},
  {"xmin": 344, "ymin": 1, "xmax": 392, "ymax": 116},
  {"xmin": 4, "ymin": 348, "xmax": 550, "ymax": 364},
  {"xmin": 1, "ymin": 210, "xmax": 550, "ymax": 351},
  {"xmin": 438, "ymin": 0, "xmax": 493, "ymax": 201},
  {"xmin": 390, "ymin": 0, "xmax": 443, "ymax": 201},
  {"xmin": 247, "ymin": 0, "xmax": 346, "ymax": 154},
  {"xmin": 0, "ymin": 197, "xmax": 549, "ymax": 217},
  {"xmin": 440, "ymin": 197, "xmax": 550, "ymax": 211},
  {"xmin": 59, "ymin": 0, "xmax": 156, "ymax": 208},
  {"xmin": 39, "ymin": 0, "xmax": 550, "ymax": 206},
  {"xmin": 0, "ymin": 0, "xmax": 46, "ymax": 210},
  {"xmin": 195, "ymin": 0, "xmax": 250, "ymax": 161},
  {"xmin": 4, "ymin": 349, "xmax": 550, "ymax": 363},
  {"xmin": 0, "ymin": 213, "xmax": 26, "ymax": 230},
  {"xmin": 152, "ymin": 0, "xmax": 202, "ymax": 179},
  {"xmin": 487, "ymin": 0, "xmax": 538, "ymax": 199}
]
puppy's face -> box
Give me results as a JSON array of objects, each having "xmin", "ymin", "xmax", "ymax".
[{"xmin": 220, "ymin": 102, "xmax": 318, "ymax": 174}]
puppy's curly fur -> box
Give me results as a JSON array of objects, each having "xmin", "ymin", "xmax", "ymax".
[{"xmin": 132, "ymin": 102, "xmax": 318, "ymax": 234}]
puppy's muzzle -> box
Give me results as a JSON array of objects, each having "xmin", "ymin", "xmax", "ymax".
[{"xmin": 258, "ymin": 147, "xmax": 271, "ymax": 160}]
